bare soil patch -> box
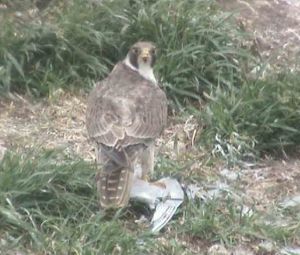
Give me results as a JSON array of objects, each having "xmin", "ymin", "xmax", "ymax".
[
  {"xmin": 217, "ymin": 0, "xmax": 300, "ymax": 71},
  {"xmin": 0, "ymin": 92, "xmax": 92, "ymax": 160}
]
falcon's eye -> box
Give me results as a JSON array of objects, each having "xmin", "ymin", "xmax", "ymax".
[
  {"xmin": 150, "ymin": 48, "xmax": 156, "ymax": 55},
  {"xmin": 132, "ymin": 47, "xmax": 139, "ymax": 54}
]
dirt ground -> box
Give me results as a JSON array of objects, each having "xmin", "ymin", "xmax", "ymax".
[
  {"xmin": 217, "ymin": 0, "xmax": 300, "ymax": 72},
  {"xmin": 215, "ymin": 0, "xmax": 300, "ymax": 197},
  {"xmin": 2, "ymin": 93, "xmax": 300, "ymax": 253}
]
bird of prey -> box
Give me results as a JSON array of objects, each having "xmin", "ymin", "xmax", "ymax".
[{"xmin": 86, "ymin": 41, "xmax": 168, "ymax": 208}]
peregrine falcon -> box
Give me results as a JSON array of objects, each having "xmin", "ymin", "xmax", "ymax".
[{"xmin": 86, "ymin": 41, "xmax": 168, "ymax": 208}]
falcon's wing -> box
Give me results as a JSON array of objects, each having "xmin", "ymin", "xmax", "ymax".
[{"xmin": 86, "ymin": 62, "xmax": 168, "ymax": 147}]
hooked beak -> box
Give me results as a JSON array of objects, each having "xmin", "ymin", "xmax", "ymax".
[{"xmin": 141, "ymin": 48, "xmax": 150, "ymax": 63}]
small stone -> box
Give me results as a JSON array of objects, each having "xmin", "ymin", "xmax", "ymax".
[
  {"xmin": 259, "ymin": 240, "xmax": 275, "ymax": 253},
  {"xmin": 280, "ymin": 195, "xmax": 300, "ymax": 208},
  {"xmin": 208, "ymin": 244, "xmax": 230, "ymax": 255},
  {"xmin": 281, "ymin": 247, "xmax": 300, "ymax": 255},
  {"xmin": 231, "ymin": 246, "xmax": 254, "ymax": 255},
  {"xmin": 220, "ymin": 168, "xmax": 239, "ymax": 181},
  {"xmin": 134, "ymin": 215, "xmax": 149, "ymax": 225}
]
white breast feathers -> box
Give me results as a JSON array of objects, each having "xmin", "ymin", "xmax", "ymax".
[{"xmin": 124, "ymin": 56, "xmax": 157, "ymax": 85}]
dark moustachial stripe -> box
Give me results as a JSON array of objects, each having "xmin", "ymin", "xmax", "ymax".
[
  {"xmin": 150, "ymin": 53, "xmax": 156, "ymax": 67},
  {"xmin": 129, "ymin": 51, "xmax": 138, "ymax": 69}
]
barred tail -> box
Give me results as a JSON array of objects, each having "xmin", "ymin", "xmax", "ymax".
[
  {"xmin": 95, "ymin": 144, "xmax": 144, "ymax": 208},
  {"xmin": 96, "ymin": 165, "xmax": 134, "ymax": 208}
]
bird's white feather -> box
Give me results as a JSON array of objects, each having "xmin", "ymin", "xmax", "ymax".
[{"xmin": 124, "ymin": 56, "xmax": 157, "ymax": 84}]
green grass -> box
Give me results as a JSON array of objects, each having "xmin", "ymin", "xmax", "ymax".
[
  {"xmin": 0, "ymin": 149, "xmax": 299, "ymax": 254},
  {"xmin": 0, "ymin": 149, "xmax": 140, "ymax": 254},
  {"xmin": 2, "ymin": 0, "xmax": 299, "ymax": 158},
  {"xmin": 197, "ymin": 71, "xmax": 300, "ymax": 163},
  {"xmin": 0, "ymin": 0, "xmax": 252, "ymax": 103},
  {"xmin": 1, "ymin": 1, "xmax": 300, "ymax": 253},
  {"xmin": 4, "ymin": 0, "xmax": 299, "ymax": 157}
]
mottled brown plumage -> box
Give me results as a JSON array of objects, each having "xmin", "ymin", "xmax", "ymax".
[{"xmin": 86, "ymin": 42, "xmax": 167, "ymax": 208}]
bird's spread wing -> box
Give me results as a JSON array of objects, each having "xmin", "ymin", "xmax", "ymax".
[{"xmin": 86, "ymin": 62, "xmax": 167, "ymax": 147}]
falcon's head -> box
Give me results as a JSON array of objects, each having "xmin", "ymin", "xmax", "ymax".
[
  {"xmin": 124, "ymin": 41, "xmax": 157, "ymax": 84},
  {"xmin": 127, "ymin": 41, "xmax": 157, "ymax": 69}
]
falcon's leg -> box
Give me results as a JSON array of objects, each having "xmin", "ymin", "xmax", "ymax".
[
  {"xmin": 95, "ymin": 144, "xmax": 108, "ymax": 164},
  {"xmin": 139, "ymin": 143, "xmax": 165, "ymax": 188},
  {"xmin": 140, "ymin": 142, "xmax": 155, "ymax": 180}
]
